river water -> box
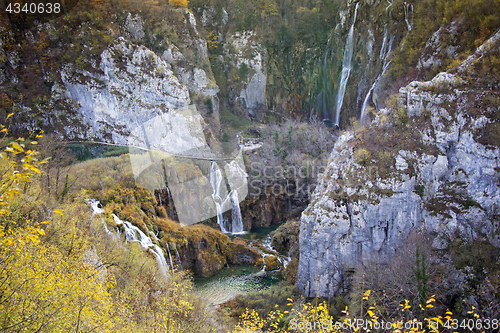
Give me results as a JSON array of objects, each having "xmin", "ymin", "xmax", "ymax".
[{"xmin": 194, "ymin": 225, "xmax": 284, "ymax": 305}]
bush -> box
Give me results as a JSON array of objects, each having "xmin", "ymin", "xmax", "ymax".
[
  {"xmin": 354, "ymin": 148, "xmax": 371, "ymax": 166},
  {"xmin": 169, "ymin": 0, "xmax": 189, "ymax": 8}
]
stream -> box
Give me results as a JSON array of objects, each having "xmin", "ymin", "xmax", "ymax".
[
  {"xmin": 81, "ymin": 144, "xmax": 285, "ymax": 306},
  {"xmin": 194, "ymin": 226, "xmax": 285, "ymax": 305}
]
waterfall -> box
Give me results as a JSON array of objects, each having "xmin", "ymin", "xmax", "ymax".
[
  {"xmin": 379, "ymin": 28, "xmax": 388, "ymax": 60},
  {"xmin": 404, "ymin": 2, "xmax": 414, "ymax": 32},
  {"xmin": 230, "ymin": 190, "xmax": 244, "ymax": 234},
  {"xmin": 174, "ymin": 246, "xmax": 181, "ymax": 263},
  {"xmin": 87, "ymin": 198, "xmax": 114, "ymax": 237},
  {"xmin": 334, "ymin": 2, "xmax": 360, "ymax": 126},
  {"xmin": 88, "ymin": 198, "xmax": 105, "ymax": 215},
  {"xmin": 112, "ymin": 214, "xmax": 169, "ymax": 276},
  {"xmin": 261, "ymin": 253, "xmax": 270, "ymax": 272},
  {"xmin": 210, "ymin": 161, "xmax": 245, "ymax": 235},
  {"xmin": 360, "ymin": 0, "xmax": 394, "ymax": 120},
  {"xmin": 165, "ymin": 242, "xmax": 175, "ymax": 273},
  {"xmin": 262, "ymin": 235, "xmax": 291, "ymax": 268},
  {"xmin": 360, "ymin": 34, "xmax": 394, "ymax": 119},
  {"xmin": 210, "ymin": 161, "xmax": 229, "ymax": 233},
  {"xmin": 165, "ymin": 186, "xmax": 174, "ymax": 219}
]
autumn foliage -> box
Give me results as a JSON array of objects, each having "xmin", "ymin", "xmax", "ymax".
[
  {"xmin": 169, "ymin": 0, "xmax": 189, "ymax": 8},
  {"xmin": 0, "ymin": 127, "xmax": 223, "ymax": 332}
]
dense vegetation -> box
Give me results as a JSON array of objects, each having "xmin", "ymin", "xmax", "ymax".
[
  {"xmin": 390, "ymin": 0, "xmax": 500, "ymax": 83},
  {"xmin": 1, "ymin": 0, "xmax": 499, "ymax": 331},
  {"xmin": 0, "ymin": 128, "xmax": 232, "ymax": 332}
]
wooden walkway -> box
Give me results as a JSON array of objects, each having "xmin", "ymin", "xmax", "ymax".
[{"xmin": 64, "ymin": 141, "xmax": 252, "ymax": 161}]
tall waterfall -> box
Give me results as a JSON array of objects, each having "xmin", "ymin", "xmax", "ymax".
[
  {"xmin": 230, "ymin": 189, "xmax": 244, "ymax": 234},
  {"xmin": 360, "ymin": 1, "xmax": 395, "ymax": 120},
  {"xmin": 112, "ymin": 214, "xmax": 169, "ymax": 276},
  {"xmin": 404, "ymin": 2, "xmax": 414, "ymax": 32},
  {"xmin": 165, "ymin": 242, "xmax": 175, "ymax": 273},
  {"xmin": 334, "ymin": 2, "xmax": 360, "ymax": 126},
  {"xmin": 360, "ymin": 35, "xmax": 394, "ymax": 119},
  {"xmin": 210, "ymin": 161, "xmax": 245, "ymax": 234},
  {"xmin": 210, "ymin": 161, "xmax": 229, "ymax": 233}
]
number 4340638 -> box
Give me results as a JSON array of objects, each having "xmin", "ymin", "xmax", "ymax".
[{"xmin": 5, "ymin": 3, "xmax": 61, "ymax": 14}]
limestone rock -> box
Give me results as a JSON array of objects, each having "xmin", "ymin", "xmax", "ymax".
[
  {"xmin": 223, "ymin": 31, "xmax": 267, "ymax": 120},
  {"xmin": 296, "ymin": 31, "xmax": 500, "ymax": 298},
  {"xmin": 61, "ymin": 38, "xmax": 190, "ymax": 144}
]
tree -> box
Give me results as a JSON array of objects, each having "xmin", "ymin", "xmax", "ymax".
[
  {"xmin": 414, "ymin": 247, "xmax": 430, "ymax": 307},
  {"xmin": 0, "ymin": 128, "xmax": 120, "ymax": 333}
]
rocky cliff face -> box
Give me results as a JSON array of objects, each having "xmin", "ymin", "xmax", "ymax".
[
  {"xmin": 0, "ymin": 7, "xmax": 268, "ymax": 141},
  {"xmin": 59, "ymin": 38, "xmax": 191, "ymax": 143},
  {"xmin": 223, "ymin": 31, "xmax": 267, "ymax": 121},
  {"xmin": 296, "ymin": 31, "xmax": 500, "ymax": 298},
  {"xmin": 310, "ymin": 0, "xmax": 409, "ymax": 125}
]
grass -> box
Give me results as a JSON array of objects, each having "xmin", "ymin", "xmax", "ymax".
[{"xmin": 219, "ymin": 106, "xmax": 253, "ymax": 136}]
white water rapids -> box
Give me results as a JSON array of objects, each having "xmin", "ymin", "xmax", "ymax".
[{"xmin": 88, "ymin": 198, "xmax": 170, "ymax": 276}]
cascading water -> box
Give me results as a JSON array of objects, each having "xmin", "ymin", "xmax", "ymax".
[
  {"xmin": 87, "ymin": 198, "xmax": 114, "ymax": 238},
  {"xmin": 230, "ymin": 190, "xmax": 245, "ymax": 234},
  {"xmin": 262, "ymin": 235, "xmax": 291, "ymax": 268},
  {"xmin": 174, "ymin": 246, "xmax": 181, "ymax": 263},
  {"xmin": 210, "ymin": 161, "xmax": 230, "ymax": 233},
  {"xmin": 165, "ymin": 242, "xmax": 175, "ymax": 273},
  {"xmin": 379, "ymin": 27, "xmax": 389, "ymax": 60},
  {"xmin": 404, "ymin": 2, "xmax": 414, "ymax": 32},
  {"xmin": 360, "ymin": 36, "xmax": 394, "ymax": 119},
  {"xmin": 334, "ymin": 2, "xmax": 360, "ymax": 126},
  {"xmin": 360, "ymin": 1, "xmax": 395, "ymax": 120},
  {"xmin": 157, "ymin": 192, "xmax": 162, "ymax": 206},
  {"xmin": 112, "ymin": 214, "xmax": 169, "ymax": 276},
  {"xmin": 210, "ymin": 161, "xmax": 245, "ymax": 235},
  {"xmin": 286, "ymin": 178, "xmax": 292, "ymax": 218}
]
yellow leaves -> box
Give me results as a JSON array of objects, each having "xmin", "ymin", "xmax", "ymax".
[
  {"xmin": 169, "ymin": 0, "xmax": 188, "ymax": 8},
  {"xmin": 0, "ymin": 239, "xmax": 117, "ymax": 332},
  {"xmin": 22, "ymin": 163, "xmax": 40, "ymax": 174},
  {"xmin": 400, "ymin": 299, "xmax": 411, "ymax": 311},
  {"xmin": 233, "ymin": 309, "xmax": 264, "ymax": 332},
  {"xmin": 206, "ymin": 31, "xmax": 219, "ymax": 52},
  {"xmin": 426, "ymin": 295, "xmax": 436, "ymax": 308},
  {"xmin": 26, "ymin": 233, "xmax": 40, "ymax": 244},
  {"xmin": 53, "ymin": 209, "xmax": 63, "ymax": 216},
  {"xmin": 11, "ymin": 142, "xmax": 24, "ymax": 153}
]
